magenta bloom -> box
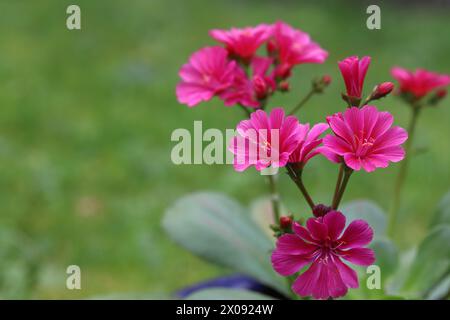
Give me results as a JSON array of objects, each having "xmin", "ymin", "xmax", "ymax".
[
  {"xmin": 209, "ymin": 24, "xmax": 271, "ymax": 60},
  {"xmin": 323, "ymin": 106, "xmax": 408, "ymax": 172},
  {"xmin": 288, "ymin": 123, "xmax": 329, "ymax": 166},
  {"xmin": 229, "ymin": 108, "xmax": 303, "ymax": 171},
  {"xmin": 271, "ymin": 211, "xmax": 375, "ymax": 299},
  {"xmin": 221, "ymin": 56, "xmax": 276, "ymax": 108},
  {"xmin": 391, "ymin": 67, "xmax": 450, "ymax": 99},
  {"xmin": 176, "ymin": 46, "xmax": 238, "ymax": 107},
  {"xmin": 269, "ymin": 21, "xmax": 328, "ymax": 79},
  {"xmin": 338, "ymin": 56, "xmax": 371, "ymax": 99}
]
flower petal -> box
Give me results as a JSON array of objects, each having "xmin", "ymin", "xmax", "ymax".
[
  {"xmin": 306, "ymin": 218, "xmax": 328, "ymax": 241},
  {"xmin": 274, "ymin": 234, "xmax": 317, "ymax": 254},
  {"xmin": 339, "ymin": 247, "xmax": 376, "ymax": 266},
  {"xmin": 323, "ymin": 211, "xmax": 346, "ymax": 240},
  {"xmin": 271, "ymin": 251, "xmax": 312, "ymax": 276},
  {"xmin": 334, "ymin": 256, "xmax": 359, "ymax": 288},
  {"xmin": 339, "ymin": 219, "xmax": 374, "ymax": 249}
]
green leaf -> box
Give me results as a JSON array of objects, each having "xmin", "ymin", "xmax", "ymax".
[
  {"xmin": 185, "ymin": 288, "xmax": 275, "ymax": 300},
  {"xmin": 431, "ymin": 190, "xmax": 450, "ymax": 227},
  {"xmin": 162, "ymin": 192, "xmax": 287, "ymax": 295},
  {"xmin": 425, "ymin": 274, "xmax": 450, "ymax": 300},
  {"xmin": 401, "ymin": 225, "xmax": 450, "ymax": 298},
  {"xmin": 370, "ymin": 237, "xmax": 398, "ymax": 282},
  {"xmin": 340, "ymin": 200, "xmax": 387, "ymax": 237}
]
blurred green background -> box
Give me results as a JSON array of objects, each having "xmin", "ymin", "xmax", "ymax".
[{"xmin": 0, "ymin": 0, "xmax": 449, "ymax": 298}]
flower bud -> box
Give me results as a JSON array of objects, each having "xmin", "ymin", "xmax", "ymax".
[
  {"xmin": 437, "ymin": 89, "xmax": 447, "ymax": 99},
  {"xmin": 253, "ymin": 75, "xmax": 269, "ymax": 100},
  {"xmin": 274, "ymin": 64, "xmax": 291, "ymax": 80},
  {"xmin": 371, "ymin": 82, "xmax": 394, "ymax": 100},
  {"xmin": 279, "ymin": 216, "xmax": 293, "ymax": 229},
  {"xmin": 313, "ymin": 204, "xmax": 332, "ymax": 217},
  {"xmin": 322, "ymin": 75, "xmax": 332, "ymax": 85},
  {"xmin": 279, "ymin": 80, "xmax": 290, "ymax": 92},
  {"xmin": 267, "ymin": 38, "xmax": 277, "ymax": 55},
  {"xmin": 313, "ymin": 75, "xmax": 332, "ymax": 93},
  {"xmin": 428, "ymin": 89, "xmax": 447, "ymax": 106}
]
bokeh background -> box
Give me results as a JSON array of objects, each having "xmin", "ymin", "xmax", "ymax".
[{"xmin": 0, "ymin": 0, "xmax": 449, "ymax": 298}]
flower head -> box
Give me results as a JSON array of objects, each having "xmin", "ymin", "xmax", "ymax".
[
  {"xmin": 269, "ymin": 21, "xmax": 328, "ymax": 80},
  {"xmin": 391, "ymin": 67, "xmax": 450, "ymax": 99},
  {"xmin": 209, "ymin": 24, "xmax": 271, "ymax": 60},
  {"xmin": 229, "ymin": 108, "xmax": 303, "ymax": 171},
  {"xmin": 288, "ymin": 122, "xmax": 329, "ymax": 167},
  {"xmin": 271, "ymin": 210, "xmax": 375, "ymax": 299},
  {"xmin": 176, "ymin": 46, "xmax": 238, "ymax": 107},
  {"xmin": 221, "ymin": 56, "xmax": 276, "ymax": 108},
  {"xmin": 323, "ymin": 106, "xmax": 408, "ymax": 172},
  {"xmin": 338, "ymin": 56, "xmax": 371, "ymax": 100}
]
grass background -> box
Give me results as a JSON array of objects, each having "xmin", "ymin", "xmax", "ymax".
[{"xmin": 0, "ymin": 0, "xmax": 448, "ymax": 298}]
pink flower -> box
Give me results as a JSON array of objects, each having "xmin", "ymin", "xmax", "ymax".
[
  {"xmin": 209, "ymin": 24, "xmax": 271, "ymax": 60},
  {"xmin": 288, "ymin": 123, "xmax": 329, "ymax": 166},
  {"xmin": 221, "ymin": 56, "xmax": 276, "ymax": 108},
  {"xmin": 229, "ymin": 108, "xmax": 303, "ymax": 171},
  {"xmin": 391, "ymin": 67, "xmax": 450, "ymax": 99},
  {"xmin": 271, "ymin": 211, "xmax": 375, "ymax": 299},
  {"xmin": 338, "ymin": 56, "xmax": 371, "ymax": 99},
  {"xmin": 323, "ymin": 106, "xmax": 408, "ymax": 172},
  {"xmin": 176, "ymin": 46, "xmax": 238, "ymax": 107},
  {"xmin": 268, "ymin": 21, "xmax": 328, "ymax": 79}
]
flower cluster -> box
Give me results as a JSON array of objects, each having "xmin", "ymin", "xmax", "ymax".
[
  {"xmin": 176, "ymin": 21, "xmax": 449, "ymax": 300},
  {"xmin": 176, "ymin": 21, "xmax": 328, "ymax": 108}
]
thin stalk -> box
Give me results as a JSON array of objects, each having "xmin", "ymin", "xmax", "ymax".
[
  {"xmin": 238, "ymin": 104, "xmax": 251, "ymax": 117},
  {"xmin": 332, "ymin": 163, "xmax": 345, "ymax": 207},
  {"xmin": 267, "ymin": 174, "xmax": 280, "ymax": 222},
  {"xmin": 388, "ymin": 105, "xmax": 420, "ymax": 237},
  {"xmin": 332, "ymin": 167, "xmax": 353, "ymax": 209},
  {"xmin": 288, "ymin": 89, "xmax": 315, "ymax": 115},
  {"xmin": 286, "ymin": 164, "xmax": 315, "ymax": 210}
]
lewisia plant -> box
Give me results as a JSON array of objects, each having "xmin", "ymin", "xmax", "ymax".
[{"xmin": 174, "ymin": 21, "xmax": 449, "ymax": 300}]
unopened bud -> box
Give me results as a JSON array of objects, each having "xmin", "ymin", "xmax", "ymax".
[
  {"xmin": 428, "ymin": 89, "xmax": 447, "ymax": 106},
  {"xmin": 279, "ymin": 216, "xmax": 293, "ymax": 229},
  {"xmin": 371, "ymin": 82, "xmax": 394, "ymax": 100},
  {"xmin": 313, "ymin": 204, "xmax": 332, "ymax": 217},
  {"xmin": 322, "ymin": 75, "xmax": 332, "ymax": 85},
  {"xmin": 313, "ymin": 75, "xmax": 332, "ymax": 93},
  {"xmin": 437, "ymin": 89, "xmax": 447, "ymax": 99},
  {"xmin": 274, "ymin": 64, "xmax": 291, "ymax": 80},
  {"xmin": 279, "ymin": 80, "xmax": 290, "ymax": 92},
  {"xmin": 266, "ymin": 38, "xmax": 277, "ymax": 57},
  {"xmin": 253, "ymin": 75, "xmax": 269, "ymax": 100}
]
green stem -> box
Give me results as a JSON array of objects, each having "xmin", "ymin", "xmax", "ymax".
[
  {"xmin": 332, "ymin": 163, "xmax": 345, "ymax": 207},
  {"xmin": 288, "ymin": 89, "xmax": 315, "ymax": 115},
  {"xmin": 286, "ymin": 164, "xmax": 315, "ymax": 210},
  {"xmin": 239, "ymin": 104, "xmax": 251, "ymax": 117},
  {"xmin": 332, "ymin": 167, "xmax": 353, "ymax": 209},
  {"xmin": 388, "ymin": 105, "xmax": 420, "ymax": 237},
  {"xmin": 267, "ymin": 174, "xmax": 280, "ymax": 223}
]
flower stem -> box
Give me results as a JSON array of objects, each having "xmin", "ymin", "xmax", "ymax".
[
  {"xmin": 238, "ymin": 104, "xmax": 251, "ymax": 117},
  {"xmin": 332, "ymin": 163, "xmax": 345, "ymax": 207},
  {"xmin": 288, "ymin": 89, "xmax": 315, "ymax": 115},
  {"xmin": 267, "ymin": 174, "xmax": 280, "ymax": 223},
  {"xmin": 388, "ymin": 105, "xmax": 420, "ymax": 237},
  {"xmin": 332, "ymin": 166, "xmax": 353, "ymax": 209},
  {"xmin": 286, "ymin": 164, "xmax": 315, "ymax": 210}
]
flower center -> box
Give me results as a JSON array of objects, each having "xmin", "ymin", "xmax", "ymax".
[{"xmin": 202, "ymin": 74, "xmax": 211, "ymax": 84}]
